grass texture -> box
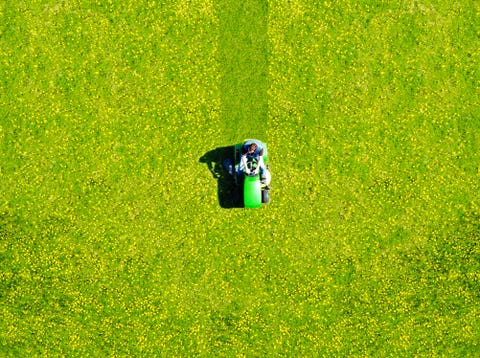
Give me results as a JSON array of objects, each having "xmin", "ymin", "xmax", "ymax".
[{"xmin": 1, "ymin": 0, "xmax": 479, "ymax": 356}]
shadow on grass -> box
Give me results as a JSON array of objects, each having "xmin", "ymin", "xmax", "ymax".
[{"xmin": 199, "ymin": 146, "xmax": 242, "ymax": 209}]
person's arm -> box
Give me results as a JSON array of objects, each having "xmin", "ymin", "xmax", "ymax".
[
  {"xmin": 241, "ymin": 154, "xmax": 250, "ymax": 174},
  {"xmin": 257, "ymin": 155, "xmax": 264, "ymax": 170},
  {"xmin": 252, "ymin": 148, "xmax": 264, "ymax": 174}
]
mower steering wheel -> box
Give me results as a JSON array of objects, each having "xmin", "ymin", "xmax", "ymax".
[{"xmin": 247, "ymin": 158, "xmax": 258, "ymax": 176}]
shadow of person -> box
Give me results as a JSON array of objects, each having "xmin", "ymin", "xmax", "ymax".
[{"xmin": 199, "ymin": 146, "xmax": 242, "ymax": 208}]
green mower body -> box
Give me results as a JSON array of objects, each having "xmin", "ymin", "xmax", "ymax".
[{"xmin": 234, "ymin": 139, "xmax": 270, "ymax": 208}]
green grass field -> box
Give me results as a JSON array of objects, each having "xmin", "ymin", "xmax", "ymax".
[{"xmin": 1, "ymin": 0, "xmax": 479, "ymax": 356}]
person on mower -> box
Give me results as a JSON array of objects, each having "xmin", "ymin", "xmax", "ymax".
[{"xmin": 241, "ymin": 140, "xmax": 266, "ymax": 180}]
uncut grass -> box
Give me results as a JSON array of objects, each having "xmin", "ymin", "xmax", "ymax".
[
  {"xmin": 0, "ymin": 0, "xmax": 479, "ymax": 356},
  {"xmin": 267, "ymin": 0, "xmax": 479, "ymax": 355},
  {"xmin": 1, "ymin": 1, "xmax": 225, "ymax": 355}
]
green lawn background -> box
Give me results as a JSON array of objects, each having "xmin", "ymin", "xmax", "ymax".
[{"xmin": 1, "ymin": 0, "xmax": 479, "ymax": 356}]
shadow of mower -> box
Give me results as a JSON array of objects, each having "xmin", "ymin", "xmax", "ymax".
[{"xmin": 199, "ymin": 146, "xmax": 242, "ymax": 209}]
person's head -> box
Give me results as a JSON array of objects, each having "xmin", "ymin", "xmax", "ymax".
[{"xmin": 247, "ymin": 143, "xmax": 258, "ymax": 154}]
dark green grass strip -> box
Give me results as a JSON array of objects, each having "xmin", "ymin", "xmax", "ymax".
[{"xmin": 216, "ymin": 0, "xmax": 268, "ymax": 142}]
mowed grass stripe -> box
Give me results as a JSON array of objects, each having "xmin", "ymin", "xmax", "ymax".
[{"xmin": 216, "ymin": 0, "xmax": 268, "ymax": 143}]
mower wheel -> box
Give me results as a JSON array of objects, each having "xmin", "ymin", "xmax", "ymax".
[{"xmin": 262, "ymin": 189, "xmax": 270, "ymax": 204}]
